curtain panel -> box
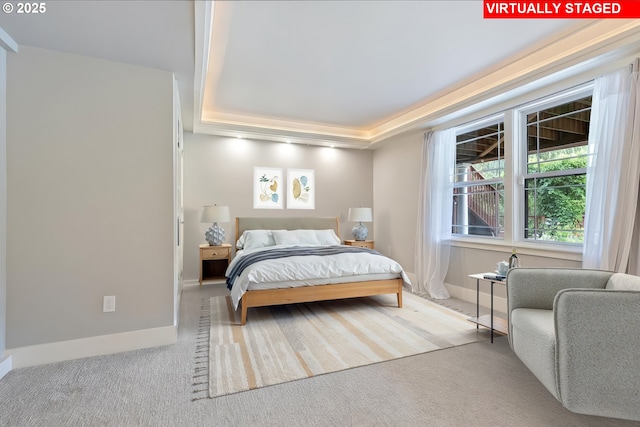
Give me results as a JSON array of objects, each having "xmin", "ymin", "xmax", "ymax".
[
  {"xmin": 415, "ymin": 129, "xmax": 456, "ymax": 298},
  {"xmin": 583, "ymin": 61, "xmax": 640, "ymax": 274}
]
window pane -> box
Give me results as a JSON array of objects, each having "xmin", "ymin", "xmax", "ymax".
[
  {"xmin": 527, "ymin": 96, "xmax": 591, "ymax": 174},
  {"xmin": 527, "ymin": 146, "xmax": 588, "ymax": 174},
  {"xmin": 452, "ymin": 183, "xmax": 504, "ymax": 237},
  {"xmin": 524, "ymin": 175, "xmax": 585, "ymax": 243},
  {"xmin": 456, "ymin": 122, "xmax": 504, "ymax": 182},
  {"xmin": 453, "ymin": 120, "xmax": 505, "ymax": 238},
  {"xmin": 523, "ymin": 95, "xmax": 590, "ymax": 244}
]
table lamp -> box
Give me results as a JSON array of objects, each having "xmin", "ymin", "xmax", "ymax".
[
  {"xmin": 200, "ymin": 205, "xmax": 230, "ymax": 246},
  {"xmin": 348, "ymin": 207, "xmax": 372, "ymax": 241}
]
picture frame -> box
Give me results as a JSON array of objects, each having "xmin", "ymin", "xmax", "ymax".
[
  {"xmin": 286, "ymin": 168, "xmax": 315, "ymax": 209},
  {"xmin": 253, "ymin": 167, "xmax": 283, "ymax": 209}
]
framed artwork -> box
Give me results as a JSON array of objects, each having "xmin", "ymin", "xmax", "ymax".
[
  {"xmin": 253, "ymin": 167, "xmax": 283, "ymax": 209},
  {"xmin": 287, "ymin": 169, "xmax": 315, "ymax": 209}
]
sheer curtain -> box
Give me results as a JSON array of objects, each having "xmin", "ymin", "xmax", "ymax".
[
  {"xmin": 583, "ymin": 61, "xmax": 640, "ymax": 274},
  {"xmin": 415, "ymin": 129, "xmax": 456, "ymax": 298}
]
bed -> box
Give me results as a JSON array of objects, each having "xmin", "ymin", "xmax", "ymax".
[{"xmin": 227, "ymin": 217, "xmax": 411, "ymax": 325}]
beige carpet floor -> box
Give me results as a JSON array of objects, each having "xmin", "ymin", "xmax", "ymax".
[
  {"xmin": 0, "ymin": 285, "xmax": 636, "ymax": 426},
  {"xmin": 209, "ymin": 291, "xmax": 487, "ymax": 398}
]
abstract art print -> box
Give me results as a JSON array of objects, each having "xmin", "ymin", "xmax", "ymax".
[
  {"xmin": 287, "ymin": 169, "xmax": 315, "ymax": 209},
  {"xmin": 254, "ymin": 167, "xmax": 283, "ymax": 209}
]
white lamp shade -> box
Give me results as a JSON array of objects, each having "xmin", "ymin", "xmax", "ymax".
[
  {"xmin": 200, "ymin": 205, "xmax": 231, "ymax": 223},
  {"xmin": 348, "ymin": 207, "xmax": 372, "ymax": 222}
]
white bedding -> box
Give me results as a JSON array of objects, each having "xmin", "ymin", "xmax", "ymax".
[{"xmin": 226, "ymin": 245, "xmax": 412, "ymax": 309}]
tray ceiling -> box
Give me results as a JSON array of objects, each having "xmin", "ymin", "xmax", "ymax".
[{"xmin": 2, "ymin": 2, "xmax": 640, "ymax": 148}]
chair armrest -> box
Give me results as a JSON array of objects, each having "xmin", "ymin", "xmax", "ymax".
[
  {"xmin": 554, "ymin": 289, "xmax": 640, "ymax": 418},
  {"xmin": 506, "ymin": 268, "xmax": 612, "ymax": 312}
]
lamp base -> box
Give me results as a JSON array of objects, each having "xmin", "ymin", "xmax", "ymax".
[
  {"xmin": 205, "ymin": 223, "xmax": 225, "ymax": 246},
  {"xmin": 352, "ymin": 222, "xmax": 368, "ymax": 241}
]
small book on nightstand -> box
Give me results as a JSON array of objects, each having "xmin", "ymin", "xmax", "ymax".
[{"xmin": 483, "ymin": 274, "xmax": 506, "ymax": 281}]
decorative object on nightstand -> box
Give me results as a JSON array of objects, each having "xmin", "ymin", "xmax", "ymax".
[
  {"xmin": 200, "ymin": 205, "xmax": 230, "ymax": 246},
  {"xmin": 348, "ymin": 207, "xmax": 372, "ymax": 241}
]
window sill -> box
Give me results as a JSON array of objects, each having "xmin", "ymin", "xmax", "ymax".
[{"xmin": 449, "ymin": 236, "xmax": 583, "ymax": 262}]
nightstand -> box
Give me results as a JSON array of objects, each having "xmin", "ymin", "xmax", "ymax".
[
  {"xmin": 199, "ymin": 243, "xmax": 231, "ymax": 286},
  {"xmin": 344, "ymin": 240, "xmax": 375, "ymax": 249}
]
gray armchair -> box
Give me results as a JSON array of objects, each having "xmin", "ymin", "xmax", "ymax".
[{"xmin": 506, "ymin": 268, "xmax": 640, "ymax": 421}]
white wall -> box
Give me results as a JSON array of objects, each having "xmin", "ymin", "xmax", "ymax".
[
  {"xmin": 372, "ymin": 130, "xmax": 581, "ymax": 306},
  {"xmin": 6, "ymin": 47, "xmax": 175, "ymax": 350},
  {"xmin": 183, "ymin": 133, "xmax": 374, "ymax": 282}
]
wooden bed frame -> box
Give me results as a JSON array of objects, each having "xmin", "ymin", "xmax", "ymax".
[{"xmin": 234, "ymin": 217, "xmax": 403, "ymax": 325}]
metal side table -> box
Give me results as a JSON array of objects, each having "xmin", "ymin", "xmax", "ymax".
[{"xmin": 468, "ymin": 273, "xmax": 508, "ymax": 343}]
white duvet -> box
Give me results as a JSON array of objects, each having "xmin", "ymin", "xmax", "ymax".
[{"xmin": 226, "ymin": 245, "xmax": 412, "ymax": 309}]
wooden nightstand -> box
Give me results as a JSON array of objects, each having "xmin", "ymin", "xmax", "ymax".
[
  {"xmin": 199, "ymin": 243, "xmax": 231, "ymax": 286},
  {"xmin": 344, "ymin": 240, "xmax": 375, "ymax": 249}
]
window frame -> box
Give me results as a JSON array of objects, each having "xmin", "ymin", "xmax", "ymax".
[
  {"xmin": 452, "ymin": 114, "xmax": 506, "ymax": 239},
  {"xmin": 449, "ymin": 83, "xmax": 593, "ymax": 255},
  {"xmin": 515, "ymin": 85, "xmax": 592, "ymax": 247}
]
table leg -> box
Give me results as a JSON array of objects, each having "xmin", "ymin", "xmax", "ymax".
[
  {"xmin": 476, "ymin": 278, "xmax": 479, "ymax": 329},
  {"xmin": 491, "ymin": 280, "xmax": 494, "ymax": 343}
]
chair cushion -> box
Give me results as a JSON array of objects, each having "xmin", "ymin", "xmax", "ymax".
[
  {"xmin": 510, "ymin": 308, "xmax": 558, "ymax": 399},
  {"xmin": 605, "ymin": 273, "xmax": 640, "ymax": 291}
]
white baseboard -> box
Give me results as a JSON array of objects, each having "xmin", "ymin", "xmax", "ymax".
[
  {"xmin": 407, "ymin": 274, "xmax": 507, "ymax": 314},
  {"xmin": 444, "ymin": 282, "xmax": 507, "ymax": 314},
  {"xmin": 184, "ymin": 278, "xmax": 227, "ymax": 287},
  {"xmin": 5, "ymin": 326, "xmax": 177, "ymax": 369},
  {"xmin": 183, "ymin": 279, "xmax": 200, "ymax": 287},
  {"xmin": 0, "ymin": 354, "xmax": 12, "ymax": 379}
]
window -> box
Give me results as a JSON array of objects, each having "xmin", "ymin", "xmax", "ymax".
[
  {"xmin": 522, "ymin": 95, "xmax": 591, "ymax": 243},
  {"xmin": 450, "ymin": 85, "xmax": 592, "ymax": 247},
  {"xmin": 453, "ymin": 118, "xmax": 505, "ymax": 237}
]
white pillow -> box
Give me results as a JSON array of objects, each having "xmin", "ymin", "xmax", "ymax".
[
  {"xmin": 236, "ymin": 230, "xmax": 257, "ymax": 249},
  {"xmin": 236, "ymin": 231, "xmax": 249, "ymax": 249},
  {"xmin": 272, "ymin": 229, "xmax": 322, "ymax": 246},
  {"xmin": 240, "ymin": 230, "xmax": 277, "ymax": 250},
  {"xmin": 315, "ymin": 229, "xmax": 341, "ymax": 245}
]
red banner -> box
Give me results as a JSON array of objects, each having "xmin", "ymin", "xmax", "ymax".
[{"xmin": 484, "ymin": 1, "xmax": 640, "ymax": 18}]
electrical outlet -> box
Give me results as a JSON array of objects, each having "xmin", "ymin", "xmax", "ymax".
[{"xmin": 103, "ymin": 296, "xmax": 116, "ymax": 313}]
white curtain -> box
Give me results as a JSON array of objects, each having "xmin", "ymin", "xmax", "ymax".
[
  {"xmin": 583, "ymin": 61, "xmax": 640, "ymax": 274},
  {"xmin": 415, "ymin": 129, "xmax": 456, "ymax": 298}
]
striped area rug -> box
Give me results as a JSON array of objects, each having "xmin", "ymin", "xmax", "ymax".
[{"xmin": 209, "ymin": 291, "xmax": 485, "ymax": 398}]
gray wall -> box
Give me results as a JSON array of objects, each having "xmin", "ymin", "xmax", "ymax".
[
  {"xmin": 447, "ymin": 246, "xmax": 580, "ymax": 300},
  {"xmin": 6, "ymin": 47, "xmax": 175, "ymax": 348},
  {"xmin": 372, "ymin": 130, "xmax": 581, "ymax": 301},
  {"xmin": 183, "ymin": 133, "xmax": 374, "ymax": 282},
  {"xmin": 372, "ymin": 130, "xmax": 424, "ymax": 272}
]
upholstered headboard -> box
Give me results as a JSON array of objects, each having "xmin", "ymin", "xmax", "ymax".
[{"xmin": 235, "ymin": 217, "xmax": 340, "ymax": 242}]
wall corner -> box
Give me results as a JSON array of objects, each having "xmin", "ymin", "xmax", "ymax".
[{"xmin": 0, "ymin": 354, "xmax": 11, "ymax": 379}]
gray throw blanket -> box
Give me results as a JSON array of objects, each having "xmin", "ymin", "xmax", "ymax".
[{"xmin": 226, "ymin": 245, "xmax": 380, "ymax": 290}]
